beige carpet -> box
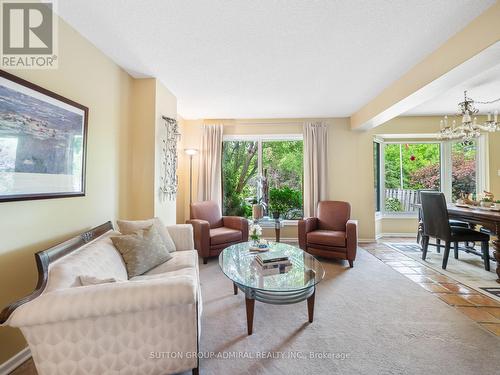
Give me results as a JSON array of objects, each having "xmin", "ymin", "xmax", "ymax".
[
  {"xmin": 385, "ymin": 242, "xmax": 500, "ymax": 302},
  {"xmin": 187, "ymin": 247, "xmax": 500, "ymax": 375},
  {"xmin": 11, "ymin": 247, "xmax": 500, "ymax": 375}
]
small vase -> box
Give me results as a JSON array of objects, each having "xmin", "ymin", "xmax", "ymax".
[{"xmin": 252, "ymin": 204, "xmax": 263, "ymax": 220}]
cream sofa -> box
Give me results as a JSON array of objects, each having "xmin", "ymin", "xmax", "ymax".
[{"xmin": 1, "ymin": 222, "xmax": 201, "ymax": 375}]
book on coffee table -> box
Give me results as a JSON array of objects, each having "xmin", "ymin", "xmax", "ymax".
[
  {"xmin": 256, "ymin": 250, "xmax": 289, "ymax": 264},
  {"xmin": 259, "ymin": 264, "xmax": 293, "ymax": 276}
]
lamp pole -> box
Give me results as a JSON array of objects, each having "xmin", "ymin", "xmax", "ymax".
[
  {"xmin": 189, "ymin": 154, "xmax": 193, "ymax": 205},
  {"xmin": 184, "ymin": 149, "xmax": 198, "ymax": 206}
]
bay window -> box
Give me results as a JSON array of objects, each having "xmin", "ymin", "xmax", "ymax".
[{"xmin": 374, "ymin": 136, "xmax": 486, "ymax": 216}]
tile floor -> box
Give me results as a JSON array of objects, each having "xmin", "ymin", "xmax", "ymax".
[{"xmin": 363, "ymin": 239, "xmax": 500, "ymax": 337}]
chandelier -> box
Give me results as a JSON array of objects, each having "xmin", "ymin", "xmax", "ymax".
[{"xmin": 438, "ymin": 90, "xmax": 499, "ymax": 140}]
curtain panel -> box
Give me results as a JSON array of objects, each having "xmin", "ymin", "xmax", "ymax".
[
  {"xmin": 197, "ymin": 124, "xmax": 223, "ymax": 210},
  {"xmin": 303, "ymin": 122, "xmax": 329, "ymax": 217}
]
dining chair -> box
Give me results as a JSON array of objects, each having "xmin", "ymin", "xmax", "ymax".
[
  {"xmin": 416, "ymin": 189, "xmax": 468, "ymax": 252},
  {"xmin": 420, "ymin": 192, "xmax": 490, "ymax": 270}
]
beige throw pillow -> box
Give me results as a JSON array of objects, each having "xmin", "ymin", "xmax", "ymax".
[
  {"xmin": 117, "ymin": 218, "xmax": 176, "ymax": 252},
  {"xmin": 111, "ymin": 224, "xmax": 172, "ymax": 278}
]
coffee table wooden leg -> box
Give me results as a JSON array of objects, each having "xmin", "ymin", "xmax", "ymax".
[
  {"xmin": 233, "ymin": 282, "xmax": 238, "ymax": 295},
  {"xmin": 307, "ymin": 290, "xmax": 315, "ymax": 323},
  {"xmin": 245, "ymin": 297, "xmax": 255, "ymax": 335}
]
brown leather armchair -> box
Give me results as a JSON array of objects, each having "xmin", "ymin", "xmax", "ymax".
[
  {"xmin": 298, "ymin": 201, "xmax": 358, "ymax": 267},
  {"xmin": 186, "ymin": 201, "xmax": 249, "ymax": 264}
]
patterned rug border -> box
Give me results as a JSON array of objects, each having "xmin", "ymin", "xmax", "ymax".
[{"xmin": 383, "ymin": 242, "xmax": 500, "ymax": 302}]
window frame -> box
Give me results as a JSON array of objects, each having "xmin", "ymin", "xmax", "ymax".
[
  {"xmin": 222, "ymin": 133, "xmax": 304, "ymax": 221},
  {"xmin": 376, "ymin": 134, "xmax": 487, "ymax": 218}
]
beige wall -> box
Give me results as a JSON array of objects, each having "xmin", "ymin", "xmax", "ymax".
[
  {"xmin": 0, "ymin": 21, "xmax": 179, "ymax": 364},
  {"xmin": 0, "ymin": 19, "xmax": 134, "ymax": 363},
  {"xmin": 177, "ymin": 115, "xmax": 500, "ymax": 241},
  {"xmin": 154, "ymin": 81, "xmax": 178, "ymax": 225},
  {"xmin": 128, "ymin": 78, "xmax": 156, "ymax": 219}
]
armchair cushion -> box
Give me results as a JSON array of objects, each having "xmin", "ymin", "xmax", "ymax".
[
  {"xmin": 190, "ymin": 200, "xmax": 223, "ymax": 228},
  {"xmin": 210, "ymin": 227, "xmax": 242, "ymax": 245},
  {"xmin": 317, "ymin": 201, "xmax": 351, "ymax": 231},
  {"xmin": 223, "ymin": 216, "xmax": 248, "ymax": 231},
  {"xmin": 307, "ymin": 230, "xmax": 346, "ymax": 247}
]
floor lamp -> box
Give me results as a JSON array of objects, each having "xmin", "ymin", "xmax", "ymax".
[{"xmin": 184, "ymin": 148, "xmax": 198, "ymax": 205}]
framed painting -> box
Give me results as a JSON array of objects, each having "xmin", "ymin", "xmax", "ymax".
[{"xmin": 0, "ymin": 70, "xmax": 88, "ymax": 202}]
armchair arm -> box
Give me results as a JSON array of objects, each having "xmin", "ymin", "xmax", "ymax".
[
  {"xmin": 167, "ymin": 224, "xmax": 194, "ymax": 251},
  {"xmin": 186, "ymin": 219, "xmax": 210, "ymax": 258},
  {"xmin": 223, "ymin": 216, "xmax": 249, "ymax": 241},
  {"xmin": 298, "ymin": 217, "xmax": 318, "ymax": 250},
  {"xmin": 346, "ymin": 219, "xmax": 358, "ymax": 261},
  {"xmin": 8, "ymin": 276, "xmax": 197, "ymax": 327}
]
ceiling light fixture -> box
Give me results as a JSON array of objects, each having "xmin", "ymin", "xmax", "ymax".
[{"xmin": 438, "ymin": 91, "xmax": 500, "ymax": 140}]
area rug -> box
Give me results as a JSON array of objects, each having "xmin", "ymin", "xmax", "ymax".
[
  {"xmin": 180, "ymin": 247, "xmax": 499, "ymax": 375},
  {"xmin": 385, "ymin": 242, "xmax": 500, "ymax": 302}
]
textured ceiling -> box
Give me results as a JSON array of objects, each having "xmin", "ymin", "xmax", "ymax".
[{"xmin": 56, "ymin": 0, "xmax": 495, "ymax": 119}]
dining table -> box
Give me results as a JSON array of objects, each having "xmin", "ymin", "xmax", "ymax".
[{"xmin": 446, "ymin": 204, "xmax": 500, "ymax": 283}]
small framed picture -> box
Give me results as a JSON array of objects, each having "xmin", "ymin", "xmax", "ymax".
[{"xmin": 0, "ymin": 70, "xmax": 88, "ymax": 202}]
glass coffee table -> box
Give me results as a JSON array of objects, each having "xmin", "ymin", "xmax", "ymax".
[{"xmin": 219, "ymin": 242, "xmax": 325, "ymax": 335}]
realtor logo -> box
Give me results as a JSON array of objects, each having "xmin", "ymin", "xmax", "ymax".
[{"xmin": 1, "ymin": 0, "xmax": 58, "ymax": 69}]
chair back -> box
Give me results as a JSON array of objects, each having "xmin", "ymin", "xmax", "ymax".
[
  {"xmin": 190, "ymin": 200, "xmax": 223, "ymax": 228},
  {"xmin": 417, "ymin": 189, "xmax": 436, "ymax": 220},
  {"xmin": 420, "ymin": 192, "xmax": 451, "ymax": 240},
  {"xmin": 317, "ymin": 201, "xmax": 350, "ymax": 231}
]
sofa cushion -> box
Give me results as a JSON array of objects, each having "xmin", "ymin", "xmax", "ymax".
[
  {"xmin": 139, "ymin": 250, "xmax": 198, "ymax": 275},
  {"xmin": 307, "ymin": 230, "xmax": 346, "ymax": 247},
  {"xmin": 111, "ymin": 225, "xmax": 173, "ymax": 278},
  {"xmin": 132, "ymin": 259, "xmax": 198, "ymax": 281},
  {"xmin": 117, "ymin": 218, "xmax": 176, "ymax": 252},
  {"xmin": 46, "ymin": 231, "xmax": 128, "ymax": 292},
  {"xmin": 210, "ymin": 227, "xmax": 242, "ymax": 245},
  {"xmin": 79, "ymin": 275, "xmax": 122, "ymax": 286}
]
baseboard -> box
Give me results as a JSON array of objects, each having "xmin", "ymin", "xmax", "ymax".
[
  {"xmin": 378, "ymin": 233, "xmax": 416, "ymax": 238},
  {"xmin": 0, "ymin": 347, "xmax": 31, "ymax": 375},
  {"xmin": 359, "ymin": 238, "xmax": 376, "ymax": 243}
]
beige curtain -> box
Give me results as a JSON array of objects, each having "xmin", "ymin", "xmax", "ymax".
[
  {"xmin": 197, "ymin": 124, "xmax": 223, "ymax": 209},
  {"xmin": 303, "ymin": 122, "xmax": 329, "ymax": 217}
]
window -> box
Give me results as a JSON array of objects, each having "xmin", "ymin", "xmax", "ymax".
[
  {"xmin": 262, "ymin": 140, "xmax": 303, "ymax": 219},
  {"xmin": 373, "ymin": 141, "xmax": 381, "ymax": 212},
  {"xmin": 222, "ymin": 136, "xmax": 303, "ymax": 219},
  {"xmin": 221, "ymin": 140, "xmax": 258, "ymax": 217},
  {"xmin": 384, "ymin": 143, "xmax": 441, "ymax": 213},
  {"xmin": 375, "ymin": 137, "xmax": 485, "ymax": 216},
  {"xmin": 451, "ymin": 141, "xmax": 477, "ymax": 201}
]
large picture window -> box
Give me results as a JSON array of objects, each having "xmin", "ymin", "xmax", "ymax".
[{"xmin": 222, "ymin": 136, "xmax": 303, "ymax": 219}]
